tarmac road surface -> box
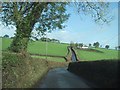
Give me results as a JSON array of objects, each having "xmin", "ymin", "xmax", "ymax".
[{"xmin": 38, "ymin": 67, "xmax": 92, "ymax": 88}]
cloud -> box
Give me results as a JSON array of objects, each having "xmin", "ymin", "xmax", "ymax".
[
  {"xmin": 0, "ymin": 24, "xmax": 16, "ymax": 37},
  {"xmin": 46, "ymin": 29, "xmax": 90, "ymax": 43}
]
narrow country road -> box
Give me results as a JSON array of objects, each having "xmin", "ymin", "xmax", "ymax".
[
  {"xmin": 37, "ymin": 47, "xmax": 93, "ymax": 88},
  {"xmin": 38, "ymin": 67, "xmax": 91, "ymax": 88}
]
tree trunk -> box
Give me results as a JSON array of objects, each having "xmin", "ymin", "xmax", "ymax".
[
  {"xmin": 10, "ymin": 36, "xmax": 29, "ymax": 53},
  {"xmin": 10, "ymin": 24, "xmax": 31, "ymax": 53},
  {"xmin": 9, "ymin": 2, "xmax": 49, "ymax": 53}
]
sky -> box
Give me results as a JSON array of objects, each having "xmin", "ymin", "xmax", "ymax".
[{"xmin": 0, "ymin": 2, "xmax": 119, "ymax": 49}]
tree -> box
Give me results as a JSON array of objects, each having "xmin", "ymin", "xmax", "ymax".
[
  {"xmin": 93, "ymin": 42, "xmax": 100, "ymax": 48},
  {"xmin": 118, "ymin": 46, "xmax": 120, "ymax": 50},
  {"xmin": 1, "ymin": 2, "xmax": 111, "ymax": 53},
  {"xmin": 3, "ymin": 34, "xmax": 9, "ymax": 38},
  {"xmin": 75, "ymin": 43, "xmax": 79, "ymax": 48},
  {"xmin": 100, "ymin": 45, "xmax": 102, "ymax": 48},
  {"xmin": 70, "ymin": 41, "xmax": 74, "ymax": 47},
  {"xmin": 79, "ymin": 43, "xmax": 83, "ymax": 48},
  {"xmin": 105, "ymin": 45, "xmax": 109, "ymax": 49},
  {"xmin": 10, "ymin": 37, "xmax": 14, "ymax": 39},
  {"xmin": 1, "ymin": 2, "xmax": 69, "ymax": 52},
  {"xmin": 74, "ymin": 2, "xmax": 112, "ymax": 24},
  {"xmin": 51, "ymin": 39, "xmax": 60, "ymax": 43},
  {"xmin": 115, "ymin": 46, "xmax": 118, "ymax": 50},
  {"xmin": 40, "ymin": 37, "xmax": 52, "ymax": 42},
  {"xmin": 89, "ymin": 43, "xmax": 92, "ymax": 47}
]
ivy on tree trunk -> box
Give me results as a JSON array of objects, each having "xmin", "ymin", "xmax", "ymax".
[
  {"xmin": 10, "ymin": 22, "xmax": 35, "ymax": 53},
  {"xmin": 9, "ymin": 3, "xmax": 48, "ymax": 53}
]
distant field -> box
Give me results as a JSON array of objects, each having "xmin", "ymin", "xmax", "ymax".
[
  {"xmin": 2, "ymin": 38, "xmax": 68, "ymax": 56},
  {"xmin": 28, "ymin": 41, "xmax": 68, "ymax": 56},
  {"xmin": 77, "ymin": 48, "xmax": 119, "ymax": 61},
  {"xmin": 31, "ymin": 55, "xmax": 66, "ymax": 62}
]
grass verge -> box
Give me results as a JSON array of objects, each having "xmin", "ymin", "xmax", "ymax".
[
  {"xmin": 2, "ymin": 51, "xmax": 68, "ymax": 88},
  {"xmin": 2, "ymin": 52, "xmax": 49, "ymax": 88}
]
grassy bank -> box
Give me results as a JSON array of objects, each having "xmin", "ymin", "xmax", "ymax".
[
  {"xmin": 76, "ymin": 48, "xmax": 119, "ymax": 61},
  {"xmin": 68, "ymin": 60, "xmax": 119, "ymax": 88},
  {"xmin": 31, "ymin": 55, "xmax": 66, "ymax": 62},
  {"xmin": 2, "ymin": 52, "xmax": 49, "ymax": 88},
  {"xmin": 2, "ymin": 52, "xmax": 68, "ymax": 88},
  {"xmin": 2, "ymin": 38, "xmax": 68, "ymax": 56}
]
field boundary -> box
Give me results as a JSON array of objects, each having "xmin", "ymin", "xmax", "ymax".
[{"xmin": 30, "ymin": 53, "xmax": 68, "ymax": 61}]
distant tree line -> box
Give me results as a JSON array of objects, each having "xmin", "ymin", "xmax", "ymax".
[
  {"xmin": 70, "ymin": 41, "xmax": 98, "ymax": 48},
  {"xmin": 70, "ymin": 42, "xmax": 87, "ymax": 48},
  {"xmin": 115, "ymin": 46, "xmax": 120, "ymax": 50},
  {"xmin": 2, "ymin": 35, "xmax": 60, "ymax": 43},
  {"xmin": 69, "ymin": 41, "xmax": 120, "ymax": 50},
  {"xmin": 3, "ymin": 34, "xmax": 9, "ymax": 38},
  {"xmin": 40, "ymin": 37, "xmax": 60, "ymax": 43},
  {"xmin": 30, "ymin": 36, "xmax": 60, "ymax": 43},
  {"xmin": 105, "ymin": 45, "xmax": 109, "ymax": 49},
  {"xmin": 93, "ymin": 42, "xmax": 100, "ymax": 48}
]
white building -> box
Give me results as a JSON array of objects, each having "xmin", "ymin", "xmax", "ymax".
[
  {"xmin": 77, "ymin": 45, "xmax": 89, "ymax": 49},
  {"xmin": 82, "ymin": 46, "xmax": 89, "ymax": 49}
]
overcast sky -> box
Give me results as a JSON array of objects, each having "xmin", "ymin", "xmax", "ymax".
[{"xmin": 0, "ymin": 2, "xmax": 118, "ymax": 49}]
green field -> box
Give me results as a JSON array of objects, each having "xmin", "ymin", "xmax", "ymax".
[
  {"xmin": 2, "ymin": 38, "xmax": 119, "ymax": 61},
  {"xmin": 28, "ymin": 41, "xmax": 68, "ymax": 56},
  {"xmin": 2, "ymin": 38, "xmax": 68, "ymax": 56},
  {"xmin": 76, "ymin": 48, "xmax": 119, "ymax": 61},
  {"xmin": 31, "ymin": 55, "xmax": 66, "ymax": 62}
]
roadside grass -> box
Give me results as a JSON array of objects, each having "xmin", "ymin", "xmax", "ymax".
[
  {"xmin": 2, "ymin": 52, "xmax": 49, "ymax": 88},
  {"xmin": 68, "ymin": 60, "xmax": 119, "ymax": 88},
  {"xmin": 2, "ymin": 38, "xmax": 68, "ymax": 56},
  {"xmin": 76, "ymin": 48, "xmax": 119, "ymax": 61},
  {"xmin": 2, "ymin": 51, "xmax": 68, "ymax": 88},
  {"xmin": 31, "ymin": 55, "xmax": 66, "ymax": 62}
]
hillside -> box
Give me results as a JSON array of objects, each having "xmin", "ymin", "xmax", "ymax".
[
  {"xmin": 2, "ymin": 38, "xmax": 68, "ymax": 56},
  {"xmin": 76, "ymin": 48, "xmax": 119, "ymax": 61}
]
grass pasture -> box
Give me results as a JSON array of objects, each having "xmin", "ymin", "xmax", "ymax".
[
  {"xmin": 28, "ymin": 41, "xmax": 68, "ymax": 56},
  {"xmin": 2, "ymin": 38, "xmax": 68, "ymax": 56},
  {"xmin": 76, "ymin": 48, "xmax": 119, "ymax": 61},
  {"xmin": 1, "ymin": 38, "xmax": 119, "ymax": 61}
]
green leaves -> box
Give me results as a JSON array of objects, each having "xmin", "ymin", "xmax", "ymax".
[
  {"xmin": 74, "ymin": 2, "xmax": 112, "ymax": 24},
  {"xmin": 1, "ymin": 2, "xmax": 111, "ymax": 53}
]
